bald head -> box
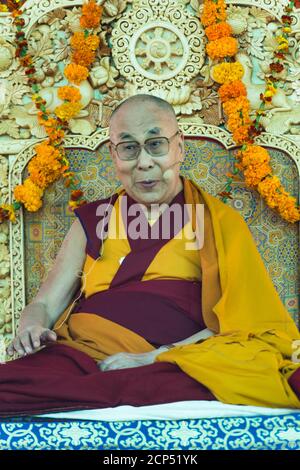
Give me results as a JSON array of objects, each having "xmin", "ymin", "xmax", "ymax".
[{"xmin": 109, "ymin": 94, "xmax": 177, "ymax": 135}]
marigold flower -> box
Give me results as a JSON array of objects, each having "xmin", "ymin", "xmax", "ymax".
[
  {"xmin": 54, "ymin": 102, "xmax": 82, "ymax": 121},
  {"xmin": 206, "ymin": 37, "xmax": 238, "ymax": 60},
  {"xmin": 212, "ymin": 62, "xmax": 244, "ymax": 84},
  {"xmin": 223, "ymin": 96, "xmax": 250, "ymax": 116},
  {"xmin": 70, "ymin": 32, "xmax": 87, "ymax": 50},
  {"xmin": 80, "ymin": 1, "xmax": 103, "ymax": 29},
  {"xmin": 14, "ymin": 179, "xmax": 44, "ymax": 212},
  {"xmin": 72, "ymin": 47, "xmax": 95, "ymax": 67},
  {"xmin": 232, "ymin": 125, "xmax": 251, "ymax": 144},
  {"xmin": 85, "ymin": 34, "xmax": 100, "ymax": 51},
  {"xmin": 205, "ymin": 22, "xmax": 232, "ymax": 41},
  {"xmin": 201, "ymin": 0, "xmax": 227, "ymax": 27},
  {"xmin": 0, "ymin": 204, "xmax": 16, "ymax": 223},
  {"xmin": 58, "ymin": 86, "xmax": 81, "ymax": 102},
  {"xmin": 64, "ymin": 63, "xmax": 89, "ymax": 85},
  {"xmin": 219, "ymin": 80, "xmax": 247, "ymax": 102}
]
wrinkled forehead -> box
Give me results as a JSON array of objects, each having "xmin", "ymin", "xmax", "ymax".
[{"xmin": 109, "ymin": 103, "xmax": 177, "ymax": 141}]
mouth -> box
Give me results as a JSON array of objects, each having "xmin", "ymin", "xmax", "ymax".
[{"xmin": 136, "ymin": 180, "xmax": 159, "ymax": 188}]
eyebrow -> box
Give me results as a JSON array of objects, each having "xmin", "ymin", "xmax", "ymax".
[{"xmin": 117, "ymin": 127, "xmax": 162, "ymax": 140}]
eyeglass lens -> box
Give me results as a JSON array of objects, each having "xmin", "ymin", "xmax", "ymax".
[{"xmin": 117, "ymin": 137, "xmax": 169, "ymax": 160}]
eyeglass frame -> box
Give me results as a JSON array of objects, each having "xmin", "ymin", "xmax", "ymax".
[{"xmin": 109, "ymin": 129, "xmax": 182, "ymax": 161}]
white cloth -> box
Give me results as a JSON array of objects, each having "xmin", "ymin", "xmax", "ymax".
[{"xmin": 35, "ymin": 400, "xmax": 298, "ymax": 422}]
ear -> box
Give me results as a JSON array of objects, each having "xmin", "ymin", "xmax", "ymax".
[
  {"xmin": 178, "ymin": 131, "xmax": 184, "ymax": 161},
  {"xmin": 108, "ymin": 142, "xmax": 116, "ymax": 162}
]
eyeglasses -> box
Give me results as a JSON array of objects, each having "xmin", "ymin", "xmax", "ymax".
[{"xmin": 109, "ymin": 130, "xmax": 181, "ymax": 161}]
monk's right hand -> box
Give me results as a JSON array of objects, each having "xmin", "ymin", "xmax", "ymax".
[{"xmin": 6, "ymin": 327, "xmax": 57, "ymax": 358}]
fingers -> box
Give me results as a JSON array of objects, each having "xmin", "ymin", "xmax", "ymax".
[
  {"xmin": 6, "ymin": 328, "xmax": 57, "ymax": 358},
  {"xmin": 40, "ymin": 329, "xmax": 57, "ymax": 344},
  {"xmin": 7, "ymin": 336, "xmax": 24, "ymax": 357}
]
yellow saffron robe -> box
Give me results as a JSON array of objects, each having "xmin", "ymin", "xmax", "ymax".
[
  {"xmin": 54, "ymin": 184, "xmax": 202, "ymax": 361},
  {"xmin": 154, "ymin": 177, "xmax": 300, "ymax": 408}
]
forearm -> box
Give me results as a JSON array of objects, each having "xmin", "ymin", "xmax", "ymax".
[
  {"xmin": 18, "ymin": 301, "xmax": 53, "ymax": 331},
  {"xmin": 156, "ymin": 328, "xmax": 215, "ymax": 354}
]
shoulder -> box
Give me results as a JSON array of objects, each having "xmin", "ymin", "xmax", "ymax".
[
  {"xmin": 186, "ymin": 176, "xmax": 249, "ymax": 229},
  {"xmin": 72, "ymin": 188, "xmax": 124, "ymax": 259},
  {"xmin": 73, "ymin": 191, "xmax": 121, "ymax": 219}
]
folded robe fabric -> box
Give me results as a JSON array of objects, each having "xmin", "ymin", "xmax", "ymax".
[{"xmin": 155, "ymin": 177, "xmax": 300, "ymax": 408}]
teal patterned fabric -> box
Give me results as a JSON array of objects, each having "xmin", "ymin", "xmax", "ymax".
[
  {"xmin": 0, "ymin": 413, "xmax": 300, "ymax": 450},
  {"xmin": 24, "ymin": 137, "xmax": 299, "ymax": 326}
]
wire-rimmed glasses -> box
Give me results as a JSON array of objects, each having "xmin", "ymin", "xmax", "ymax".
[{"xmin": 109, "ymin": 130, "xmax": 181, "ymax": 161}]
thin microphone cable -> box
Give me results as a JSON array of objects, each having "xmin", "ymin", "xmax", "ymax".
[{"xmin": 53, "ymin": 193, "xmax": 114, "ymax": 331}]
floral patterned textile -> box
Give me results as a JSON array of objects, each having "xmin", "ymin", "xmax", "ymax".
[{"xmin": 0, "ymin": 413, "xmax": 300, "ymax": 450}]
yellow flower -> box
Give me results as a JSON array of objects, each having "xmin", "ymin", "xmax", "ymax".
[
  {"xmin": 0, "ymin": 204, "xmax": 16, "ymax": 222},
  {"xmin": 212, "ymin": 62, "xmax": 244, "ymax": 84},
  {"xmin": 14, "ymin": 179, "xmax": 44, "ymax": 212},
  {"xmin": 277, "ymin": 43, "xmax": 289, "ymax": 51},
  {"xmin": 54, "ymin": 102, "xmax": 82, "ymax": 121}
]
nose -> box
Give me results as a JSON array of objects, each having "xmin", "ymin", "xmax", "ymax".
[{"xmin": 136, "ymin": 146, "xmax": 155, "ymax": 170}]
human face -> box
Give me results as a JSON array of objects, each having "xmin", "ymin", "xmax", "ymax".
[{"xmin": 108, "ymin": 104, "xmax": 184, "ymax": 207}]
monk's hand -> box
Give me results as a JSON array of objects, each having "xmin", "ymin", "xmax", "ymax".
[
  {"xmin": 98, "ymin": 350, "xmax": 159, "ymax": 372},
  {"xmin": 6, "ymin": 326, "xmax": 57, "ymax": 358}
]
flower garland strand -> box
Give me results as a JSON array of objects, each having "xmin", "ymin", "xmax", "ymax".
[
  {"xmin": 201, "ymin": 0, "xmax": 300, "ymax": 223},
  {"xmin": 0, "ymin": 0, "xmax": 103, "ymax": 223}
]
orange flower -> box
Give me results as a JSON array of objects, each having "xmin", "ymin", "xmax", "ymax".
[
  {"xmin": 64, "ymin": 63, "xmax": 89, "ymax": 85},
  {"xmin": 201, "ymin": 0, "xmax": 226, "ymax": 27},
  {"xmin": 206, "ymin": 37, "xmax": 238, "ymax": 60},
  {"xmin": 232, "ymin": 125, "xmax": 250, "ymax": 144},
  {"xmin": 85, "ymin": 34, "xmax": 100, "ymax": 51},
  {"xmin": 277, "ymin": 194, "xmax": 300, "ymax": 222},
  {"xmin": 243, "ymin": 163, "xmax": 272, "ymax": 187},
  {"xmin": 14, "ymin": 179, "xmax": 44, "ymax": 212},
  {"xmin": 28, "ymin": 143, "xmax": 64, "ymax": 189},
  {"xmin": 45, "ymin": 127, "xmax": 65, "ymax": 144},
  {"xmin": 237, "ymin": 145, "xmax": 270, "ymax": 167},
  {"xmin": 223, "ymin": 96, "xmax": 250, "ymax": 116},
  {"xmin": 72, "ymin": 47, "xmax": 95, "ymax": 67},
  {"xmin": 205, "ymin": 22, "xmax": 232, "ymax": 41},
  {"xmin": 58, "ymin": 86, "xmax": 81, "ymax": 102},
  {"xmin": 70, "ymin": 32, "xmax": 87, "ymax": 50},
  {"xmin": 219, "ymin": 80, "xmax": 247, "ymax": 102},
  {"xmin": 80, "ymin": 1, "xmax": 103, "ymax": 29}
]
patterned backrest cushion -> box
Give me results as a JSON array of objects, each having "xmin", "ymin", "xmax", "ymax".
[{"xmin": 24, "ymin": 136, "xmax": 300, "ymax": 326}]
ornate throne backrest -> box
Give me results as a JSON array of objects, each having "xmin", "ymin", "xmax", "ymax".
[{"xmin": 9, "ymin": 125, "xmax": 300, "ymax": 335}]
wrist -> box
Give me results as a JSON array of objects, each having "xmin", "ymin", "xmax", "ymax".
[{"xmin": 156, "ymin": 343, "xmax": 176, "ymax": 354}]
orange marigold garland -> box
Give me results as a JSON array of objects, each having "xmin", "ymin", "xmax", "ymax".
[
  {"xmin": 0, "ymin": 0, "xmax": 103, "ymax": 223},
  {"xmin": 201, "ymin": 0, "xmax": 300, "ymax": 223}
]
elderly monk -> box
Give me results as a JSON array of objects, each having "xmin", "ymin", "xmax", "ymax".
[{"xmin": 2, "ymin": 94, "xmax": 300, "ymax": 417}]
